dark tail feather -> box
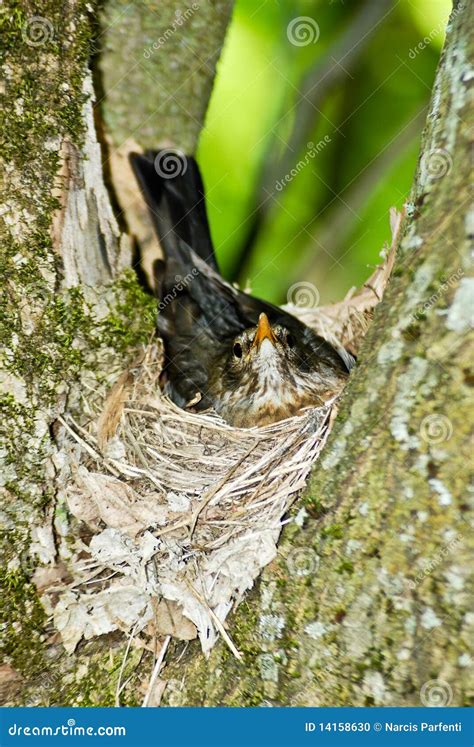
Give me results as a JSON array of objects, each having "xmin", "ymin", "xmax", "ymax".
[{"xmin": 130, "ymin": 150, "xmax": 218, "ymax": 271}]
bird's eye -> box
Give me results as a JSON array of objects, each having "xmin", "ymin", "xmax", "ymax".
[
  {"xmin": 233, "ymin": 342, "xmax": 243, "ymax": 359},
  {"xmin": 286, "ymin": 332, "xmax": 295, "ymax": 348}
]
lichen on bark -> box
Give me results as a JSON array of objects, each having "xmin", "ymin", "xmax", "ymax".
[{"xmin": 0, "ymin": 0, "xmax": 155, "ymax": 702}]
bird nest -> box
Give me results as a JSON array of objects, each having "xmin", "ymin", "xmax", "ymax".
[{"xmin": 38, "ymin": 211, "xmax": 401, "ymax": 663}]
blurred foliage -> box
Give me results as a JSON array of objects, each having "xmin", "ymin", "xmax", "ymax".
[{"xmin": 197, "ymin": 0, "xmax": 451, "ymax": 304}]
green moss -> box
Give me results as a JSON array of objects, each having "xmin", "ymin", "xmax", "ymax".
[
  {"xmin": 368, "ymin": 648, "xmax": 385, "ymax": 670},
  {"xmin": 336, "ymin": 560, "xmax": 354, "ymax": 574},
  {"xmin": 1, "ymin": 270, "xmax": 156, "ymax": 514},
  {"xmin": 0, "ymin": 567, "xmax": 46, "ymax": 679},
  {"xmin": 321, "ymin": 523, "xmax": 344, "ymax": 540},
  {"xmin": 53, "ymin": 644, "xmax": 146, "ymax": 707},
  {"xmin": 99, "ymin": 271, "xmax": 156, "ymax": 353},
  {"xmin": 305, "ymin": 496, "xmax": 326, "ymax": 516},
  {"xmin": 8, "ymin": 289, "xmax": 85, "ymax": 395},
  {"xmin": 0, "ymin": 1, "xmax": 93, "ymax": 156}
]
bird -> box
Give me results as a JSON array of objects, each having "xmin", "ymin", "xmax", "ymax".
[{"xmin": 130, "ymin": 150, "xmax": 354, "ymax": 428}]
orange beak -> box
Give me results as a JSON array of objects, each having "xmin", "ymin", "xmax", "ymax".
[{"xmin": 251, "ymin": 312, "xmax": 277, "ymax": 350}]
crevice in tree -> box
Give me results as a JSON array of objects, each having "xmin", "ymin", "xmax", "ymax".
[{"xmin": 89, "ymin": 7, "xmax": 130, "ymax": 240}]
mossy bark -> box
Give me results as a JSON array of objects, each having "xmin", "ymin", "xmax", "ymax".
[
  {"xmin": 160, "ymin": 1, "xmax": 474, "ymax": 707},
  {"xmin": 0, "ymin": 0, "xmax": 231, "ymax": 706},
  {"xmin": 99, "ymin": 0, "xmax": 234, "ymax": 153}
]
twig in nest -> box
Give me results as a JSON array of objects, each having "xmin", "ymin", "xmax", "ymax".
[
  {"xmin": 142, "ymin": 635, "xmax": 171, "ymax": 707},
  {"xmin": 115, "ymin": 620, "xmax": 139, "ymax": 707},
  {"xmin": 188, "ymin": 442, "xmax": 256, "ymax": 539},
  {"xmin": 186, "ymin": 581, "xmax": 242, "ymax": 660},
  {"xmin": 57, "ymin": 415, "xmax": 122, "ymax": 477}
]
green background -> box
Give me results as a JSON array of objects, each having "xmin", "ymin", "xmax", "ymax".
[{"xmin": 197, "ymin": 0, "xmax": 450, "ymax": 305}]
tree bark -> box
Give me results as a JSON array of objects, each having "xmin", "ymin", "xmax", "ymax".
[
  {"xmin": 161, "ymin": 1, "xmax": 473, "ymax": 707},
  {"xmin": 0, "ymin": 0, "xmax": 232, "ymax": 706},
  {"xmin": 99, "ymin": 0, "xmax": 234, "ymax": 153}
]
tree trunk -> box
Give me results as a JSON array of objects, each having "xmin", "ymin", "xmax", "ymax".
[
  {"xmin": 161, "ymin": 1, "xmax": 473, "ymax": 707},
  {"xmin": 0, "ymin": 0, "xmax": 232, "ymax": 706}
]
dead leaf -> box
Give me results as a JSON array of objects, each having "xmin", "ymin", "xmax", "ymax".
[
  {"xmin": 30, "ymin": 520, "xmax": 57, "ymax": 565},
  {"xmin": 150, "ymin": 599, "xmax": 197, "ymax": 641},
  {"xmin": 32, "ymin": 562, "xmax": 69, "ymax": 593},
  {"xmin": 54, "ymin": 583, "xmax": 152, "ymax": 653},
  {"xmin": 97, "ymin": 370, "xmax": 133, "ymax": 450},
  {"xmin": 66, "ymin": 469, "xmax": 168, "ymax": 536}
]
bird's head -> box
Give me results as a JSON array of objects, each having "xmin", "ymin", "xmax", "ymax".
[
  {"xmin": 210, "ymin": 312, "xmax": 348, "ymax": 427},
  {"xmin": 230, "ymin": 311, "xmax": 299, "ymax": 376}
]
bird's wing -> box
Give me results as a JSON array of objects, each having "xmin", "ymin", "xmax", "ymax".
[{"xmin": 154, "ymin": 242, "xmax": 244, "ymax": 408}]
